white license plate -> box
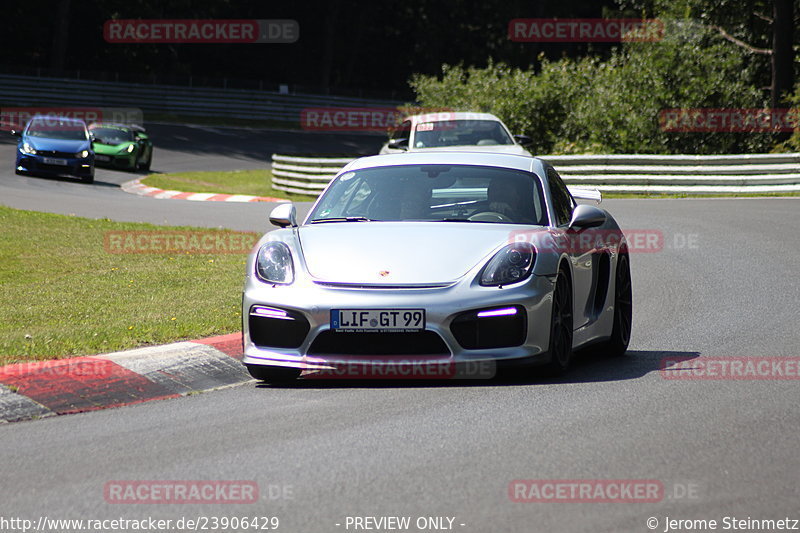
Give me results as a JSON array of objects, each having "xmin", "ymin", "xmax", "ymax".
[
  {"xmin": 331, "ymin": 309, "xmax": 425, "ymax": 332},
  {"xmin": 43, "ymin": 157, "xmax": 67, "ymax": 165},
  {"xmin": 95, "ymin": 155, "xmax": 111, "ymax": 162}
]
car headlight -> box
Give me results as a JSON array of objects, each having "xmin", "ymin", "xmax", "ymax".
[
  {"xmin": 21, "ymin": 142, "xmax": 36, "ymax": 155},
  {"xmin": 480, "ymin": 243, "xmax": 536, "ymax": 286},
  {"xmin": 75, "ymin": 150, "xmax": 90, "ymax": 158},
  {"xmin": 126, "ymin": 144, "xmax": 135, "ymax": 153},
  {"xmin": 255, "ymin": 242, "xmax": 294, "ymax": 284}
]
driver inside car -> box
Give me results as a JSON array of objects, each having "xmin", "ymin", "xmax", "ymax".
[
  {"xmin": 486, "ymin": 177, "xmax": 525, "ymax": 221},
  {"xmin": 400, "ymin": 180, "xmax": 433, "ymax": 219}
]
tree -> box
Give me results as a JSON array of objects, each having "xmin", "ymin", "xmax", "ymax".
[
  {"xmin": 616, "ymin": 0, "xmax": 796, "ymax": 108},
  {"xmin": 771, "ymin": 0, "xmax": 794, "ymax": 108},
  {"xmin": 50, "ymin": 0, "xmax": 71, "ymax": 74}
]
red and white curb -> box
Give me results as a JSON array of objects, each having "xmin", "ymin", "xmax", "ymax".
[
  {"xmin": 121, "ymin": 178, "xmax": 289, "ymax": 203},
  {"xmin": 0, "ymin": 333, "xmax": 250, "ymax": 423}
]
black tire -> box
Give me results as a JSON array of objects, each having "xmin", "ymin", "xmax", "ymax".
[
  {"xmin": 540, "ymin": 267, "xmax": 574, "ymax": 376},
  {"xmin": 81, "ymin": 174, "xmax": 94, "ymax": 184},
  {"xmin": 602, "ymin": 252, "xmax": 632, "ymax": 356},
  {"xmin": 246, "ymin": 364, "xmax": 301, "ymax": 383},
  {"xmin": 139, "ymin": 152, "xmax": 152, "ymax": 172}
]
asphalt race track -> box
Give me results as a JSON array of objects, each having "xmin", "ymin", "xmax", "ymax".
[
  {"xmin": 1, "ymin": 124, "xmax": 799, "ymax": 533},
  {"xmin": 0, "ymin": 124, "xmax": 383, "ymax": 229}
]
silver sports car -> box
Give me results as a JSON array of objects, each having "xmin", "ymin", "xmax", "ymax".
[{"xmin": 242, "ymin": 152, "xmax": 632, "ymax": 382}]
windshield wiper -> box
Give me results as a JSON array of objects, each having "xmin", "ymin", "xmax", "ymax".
[{"xmin": 310, "ymin": 216, "xmax": 374, "ymax": 224}]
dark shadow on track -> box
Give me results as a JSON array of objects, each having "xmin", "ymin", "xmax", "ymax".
[
  {"xmin": 14, "ymin": 171, "xmax": 120, "ymax": 188},
  {"xmin": 254, "ymin": 350, "xmax": 700, "ymax": 390},
  {"xmin": 95, "ymin": 166, "xmax": 159, "ymax": 176}
]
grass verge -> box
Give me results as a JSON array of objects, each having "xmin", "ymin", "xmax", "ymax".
[
  {"xmin": 141, "ymin": 169, "xmax": 318, "ymax": 201},
  {"xmin": 141, "ymin": 170, "xmax": 800, "ymax": 202},
  {"xmin": 0, "ymin": 206, "xmax": 254, "ymax": 365}
]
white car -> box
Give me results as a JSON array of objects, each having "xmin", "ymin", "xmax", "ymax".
[{"xmin": 379, "ymin": 112, "xmax": 532, "ymax": 156}]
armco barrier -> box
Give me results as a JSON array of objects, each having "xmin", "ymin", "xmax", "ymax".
[
  {"xmin": 0, "ymin": 73, "xmax": 402, "ymax": 125},
  {"xmin": 271, "ymin": 155, "xmax": 352, "ymax": 195},
  {"xmin": 271, "ymin": 152, "xmax": 800, "ymax": 195}
]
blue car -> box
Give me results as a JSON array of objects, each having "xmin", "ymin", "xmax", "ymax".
[{"xmin": 14, "ymin": 116, "xmax": 95, "ymax": 183}]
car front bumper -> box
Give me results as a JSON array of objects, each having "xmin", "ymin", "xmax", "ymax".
[
  {"xmin": 16, "ymin": 152, "xmax": 94, "ymax": 178},
  {"xmin": 94, "ymin": 152, "xmax": 136, "ymax": 169},
  {"xmin": 242, "ymin": 273, "xmax": 557, "ymax": 375}
]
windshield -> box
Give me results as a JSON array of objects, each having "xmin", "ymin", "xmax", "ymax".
[
  {"xmin": 308, "ymin": 164, "xmax": 547, "ymax": 225},
  {"xmin": 413, "ymin": 119, "xmax": 514, "ymax": 148},
  {"xmin": 26, "ymin": 118, "xmax": 88, "ymax": 141},
  {"xmin": 89, "ymin": 126, "xmax": 134, "ymax": 144}
]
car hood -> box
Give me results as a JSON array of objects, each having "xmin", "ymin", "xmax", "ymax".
[
  {"xmin": 25, "ymin": 137, "xmax": 90, "ymax": 153},
  {"xmin": 410, "ymin": 145, "xmax": 531, "ymax": 156},
  {"xmin": 297, "ymin": 222, "xmax": 544, "ymax": 285}
]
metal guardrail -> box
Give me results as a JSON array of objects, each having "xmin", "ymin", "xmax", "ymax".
[
  {"xmin": 0, "ymin": 73, "xmax": 402, "ymax": 125},
  {"xmin": 271, "ymin": 155, "xmax": 353, "ymax": 194},
  {"xmin": 271, "ymin": 152, "xmax": 800, "ymax": 195}
]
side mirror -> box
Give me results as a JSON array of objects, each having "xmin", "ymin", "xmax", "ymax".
[
  {"xmin": 387, "ymin": 138, "xmax": 409, "ymax": 151},
  {"xmin": 513, "ymin": 134, "xmax": 533, "ymax": 146},
  {"xmin": 269, "ymin": 203, "xmax": 297, "ymax": 228},
  {"xmin": 568, "ymin": 204, "xmax": 606, "ymax": 230}
]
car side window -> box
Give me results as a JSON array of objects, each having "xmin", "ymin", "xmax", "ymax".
[
  {"xmin": 391, "ymin": 120, "xmax": 411, "ymax": 141},
  {"xmin": 547, "ymin": 167, "xmax": 575, "ymax": 227}
]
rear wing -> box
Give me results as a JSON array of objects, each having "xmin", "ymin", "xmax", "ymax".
[{"xmin": 567, "ymin": 186, "xmax": 602, "ymax": 204}]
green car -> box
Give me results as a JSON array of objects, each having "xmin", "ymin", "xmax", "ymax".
[{"xmin": 88, "ymin": 123, "xmax": 153, "ymax": 171}]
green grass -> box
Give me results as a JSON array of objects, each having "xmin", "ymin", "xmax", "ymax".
[
  {"xmin": 142, "ymin": 169, "xmax": 318, "ymax": 201},
  {"xmin": 0, "ymin": 206, "xmax": 257, "ymax": 366},
  {"xmin": 142, "ymin": 170, "xmax": 800, "ymax": 201}
]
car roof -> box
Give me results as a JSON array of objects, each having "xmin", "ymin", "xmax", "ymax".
[
  {"xmin": 404, "ymin": 112, "xmax": 502, "ymax": 124},
  {"xmin": 341, "ymin": 151, "xmax": 545, "ymax": 174},
  {"xmin": 28, "ymin": 115, "xmax": 86, "ymax": 126}
]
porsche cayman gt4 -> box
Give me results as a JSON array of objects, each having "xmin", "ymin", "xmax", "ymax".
[{"xmin": 242, "ymin": 152, "xmax": 632, "ymax": 382}]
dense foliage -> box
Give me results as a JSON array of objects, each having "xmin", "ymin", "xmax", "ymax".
[
  {"xmin": 3, "ymin": 0, "xmax": 796, "ymax": 154},
  {"xmin": 411, "ymin": 18, "xmax": 793, "ymax": 154},
  {"xmin": 1, "ymin": 0, "xmax": 621, "ymax": 98}
]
